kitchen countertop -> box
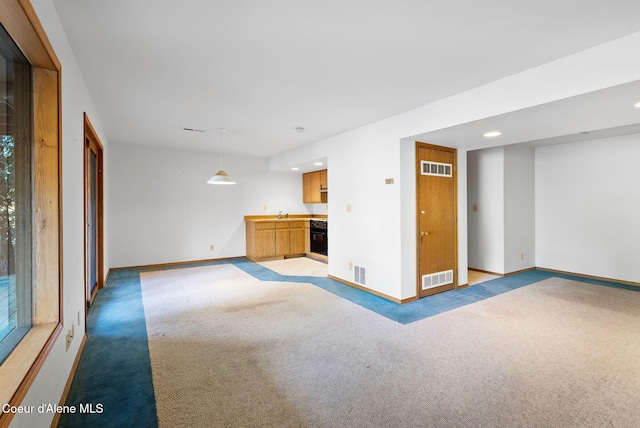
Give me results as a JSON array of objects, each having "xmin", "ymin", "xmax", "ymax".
[{"xmin": 244, "ymin": 215, "xmax": 327, "ymax": 223}]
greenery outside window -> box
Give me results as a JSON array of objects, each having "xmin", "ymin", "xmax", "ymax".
[{"xmin": 0, "ymin": 22, "xmax": 32, "ymax": 365}]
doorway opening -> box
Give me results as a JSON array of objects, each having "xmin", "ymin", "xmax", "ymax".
[{"xmin": 84, "ymin": 113, "xmax": 104, "ymax": 310}]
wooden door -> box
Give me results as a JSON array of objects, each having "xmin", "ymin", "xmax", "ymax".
[
  {"xmin": 416, "ymin": 142, "xmax": 457, "ymax": 297},
  {"xmin": 84, "ymin": 113, "xmax": 104, "ymax": 309}
]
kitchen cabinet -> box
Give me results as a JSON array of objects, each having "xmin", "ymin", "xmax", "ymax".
[
  {"xmin": 289, "ymin": 221, "xmax": 305, "ymax": 254},
  {"xmin": 275, "ymin": 222, "xmax": 290, "ymax": 256},
  {"xmin": 246, "ymin": 220, "xmax": 306, "ymax": 261},
  {"xmin": 247, "ymin": 222, "xmax": 276, "ymax": 259},
  {"xmin": 304, "ymin": 221, "xmax": 311, "ymax": 254},
  {"xmin": 303, "ymin": 169, "xmax": 327, "ymax": 204}
]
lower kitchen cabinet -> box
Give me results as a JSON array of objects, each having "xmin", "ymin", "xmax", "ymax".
[
  {"xmin": 275, "ymin": 222, "xmax": 290, "ymax": 256},
  {"xmin": 246, "ymin": 220, "xmax": 306, "ymax": 261},
  {"xmin": 289, "ymin": 221, "xmax": 305, "ymax": 254}
]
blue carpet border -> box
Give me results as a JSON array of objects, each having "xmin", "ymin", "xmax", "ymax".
[{"xmin": 58, "ymin": 270, "xmax": 158, "ymax": 428}]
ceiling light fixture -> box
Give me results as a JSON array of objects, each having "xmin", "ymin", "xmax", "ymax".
[
  {"xmin": 207, "ymin": 128, "xmax": 236, "ymax": 185},
  {"xmin": 635, "ymin": 102, "xmax": 640, "ymax": 108},
  {"xmin": 483, "ymin": 131, "xmax": 502, "ymax": 138},
  {"xmin": 314, "ymin": 162, "xmax": 323, "ymax": 166},
  {"xmin": 295, "ymin": 127, "xmax": 305, "ymax": 133},
  {"xmin": 291, "ymin": 167, "xmax": 300, "ymax": 171}
]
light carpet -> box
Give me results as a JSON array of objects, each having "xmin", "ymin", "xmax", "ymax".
[{"xmin": 140, "ymin": 264, "xmax": 640, "ymax": 427}]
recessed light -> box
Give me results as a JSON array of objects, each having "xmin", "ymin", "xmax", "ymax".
[
  {"xmin": 483, "ymin": 131, "xmax": 502, "ymax": 138},
  {"xmin": 635, "ymin": 102, "xmax": 640, "ymax": 108},
  {"xmin": 294, "ymin": 127, "xmax": 305, "ymax": 133},
  {"xmin": 314, "ymin": 162, "xmax": 323, "ymax": 166},
  {"xmin": 291, "ymin": 167, "xmax": 300, "ymax": 171}
]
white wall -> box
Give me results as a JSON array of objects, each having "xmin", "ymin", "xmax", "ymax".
[
  {"xmin": 467, "ymin": 147, "xmax": 505, "ymax": 273},
  {"xmin": 11, "ymin": 1, "xmax": 109, "ymax": 426},
  {"xmin": 467, "ymin": 145, "xmax": 535, "ymax": 275},
  {"xmin": 504, "ymin": 145, "xmax": 535, "ymax": 273},
  {"xmin": 535, "ymin": 135, "xmax": 640, "ymax": 283},
  {"xmin": 107, "ymin": 143, "xmax": 309, "ymax": 268}
]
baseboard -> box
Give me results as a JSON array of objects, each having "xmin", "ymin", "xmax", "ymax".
[
  {"xmin": 468, "ymin": 267, "xmax": 535, "ymax": 277},
  {"xmin": 328, "ymin": 275, "xmax": 412, "ymax": 304},
  {"xmin": 51, "ymin": 334, "xmax": 87, "ymax": 428},
  {"xmin": 306, "ymin": 252, "xmax": 328, "ymax": 263},
  {"xmin": 505, "ymin": 267, "xmax": 536, "ymax": 276},
  {"xmin": 107, "ymin": 256, "xmax": 246, "ymax": 275},
  {"xmin": 537, "ymin": 267, "xmax": 640, "ymax": 287},
  {"xmin": 468, "ymin": 268, "xmax": 504, "ymax": 276}
]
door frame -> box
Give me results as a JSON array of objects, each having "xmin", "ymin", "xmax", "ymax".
[
  {"xmin": 415, "ymin": 141, "xmax": 458, "ymax": 297},
  {"xmin": 84, "ymin": 113, "xmax": 104, "ymax": 309}
]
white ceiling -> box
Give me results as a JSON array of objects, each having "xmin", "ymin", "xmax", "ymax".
[
  {"xmin": 52, "ymin": 0, "xmax": 640, "ymax": 158},
  {"xmin": 413, "ymin": 79, "xmax": 640, "ymax": 151}
]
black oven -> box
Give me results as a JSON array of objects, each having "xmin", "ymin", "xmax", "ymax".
[{"xmin": 310, "ymin": 220, "xmax": 328, "ymax": 256}]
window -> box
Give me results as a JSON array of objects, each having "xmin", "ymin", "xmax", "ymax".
[
  {"xmin": 0, "ymin": 0, "xmax": 61, "ymax": 422},
  {"xmin": 0, "ymin": 23, "xmax": 32, "ymax": 364}
]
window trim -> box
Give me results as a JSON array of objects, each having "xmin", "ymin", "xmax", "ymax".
[{"xmin": 0, "ymin": 0, "xmax": 62, "ymax": 424}]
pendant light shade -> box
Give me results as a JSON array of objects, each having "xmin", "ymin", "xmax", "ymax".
[
  {"xmin": 207, "ymin": 128, "xmax": 236, "ymax": 185},
  {"xmin": 207, "ymin": 169, "xmax": 235, "ymax": 184}
]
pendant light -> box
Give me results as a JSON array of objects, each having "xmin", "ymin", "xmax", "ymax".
[{"xmin": 207, "ymin": 128, "xmax": 236, "ymax": 185}]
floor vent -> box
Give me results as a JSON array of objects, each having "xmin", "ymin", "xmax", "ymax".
[
  {"xmin": 421, "ymin": 160, "xmax": 452, "ymax": 177},
  {"xmin": 422, "ymin": 269, "xmax": 453, "ymax": 290},
  {"xmin": 354, "ymin": 266, "xmax": 366, "ymax": 285}
]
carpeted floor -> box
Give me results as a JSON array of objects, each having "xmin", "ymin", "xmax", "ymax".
[{"xmin": 58, "ymin": 259, "xmax": 640, "ymax": 427}]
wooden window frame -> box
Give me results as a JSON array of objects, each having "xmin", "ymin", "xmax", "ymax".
[{"xmin": 0, "ymin": 0, "xmax": 62, "ymax": 425}]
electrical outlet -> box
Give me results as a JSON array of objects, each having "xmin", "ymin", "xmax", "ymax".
[
  {"xmin": 78, "ymin": 310, "xmax": 81, "ymax": 326},
  {"xmin": 263, "ymin": 205, "xmax": 267, "ymax": 210},
  {"xmin": 520, "ymin": 253, "xmax": 524, "ymax": 260},
  {"xmin": 348, "ymin": 262, "xmax": 353, "ymax": 270},
  {"xmin": 347, "ymin": 204, "xmax": 352, "ymax": 213},
  {"xmin": 65, "ymin": 323, "xmax": 75, "ymax": 351},
  {"xmin": 210, "ymin": 245, "xmax": 214, "ymax": 251}
]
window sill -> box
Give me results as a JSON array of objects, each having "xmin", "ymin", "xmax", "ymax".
[{"xmin": 0, "ymin": 323, "xmax": 59, "ymax": 406}]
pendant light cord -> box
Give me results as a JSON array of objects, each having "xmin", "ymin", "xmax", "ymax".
[{"xmin": 218, "ymin": 128, "xmax": 226, "ymax": 171}]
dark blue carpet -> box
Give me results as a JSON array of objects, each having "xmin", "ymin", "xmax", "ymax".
[
  {"xmin": 58, "ymin": 270, "xmax": 158, "ymax": 428},
  {"xmin": 58, "ymin": 258, "xmax": 638, "ymax": 427}
]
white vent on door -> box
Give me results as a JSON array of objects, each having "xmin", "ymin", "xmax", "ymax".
[
  {"xmin": 421, "ymin": 160, "xmax": 452, "ymax": 177},
  {"xmin": 354, "ymin": 266, "xmax": 366, "ymax": 285},
  {"xmin": 422, "ymin": 269, "xmax": 453, "ymax": 290}
]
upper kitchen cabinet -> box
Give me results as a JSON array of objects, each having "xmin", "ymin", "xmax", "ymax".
[{"xmin": 303, "ymin": 169, "xmax": 328, "ymax": 204}]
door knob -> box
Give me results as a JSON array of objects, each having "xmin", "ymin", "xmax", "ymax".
[{"xmin": 420, "ymin": 231, "xmax": 429, "ymax": 237}]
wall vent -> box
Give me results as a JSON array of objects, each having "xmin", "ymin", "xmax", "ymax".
[
  {"xmin": 421, "ymin": 160, "xmax": 452, "ymax": 177},
  {"xmin": 354, "ymin": 266, "xmax": 366, "ymax": 286},
  {"xmin": 422, "ymin": 269, "xmax": 453, "ymax": 290}
]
